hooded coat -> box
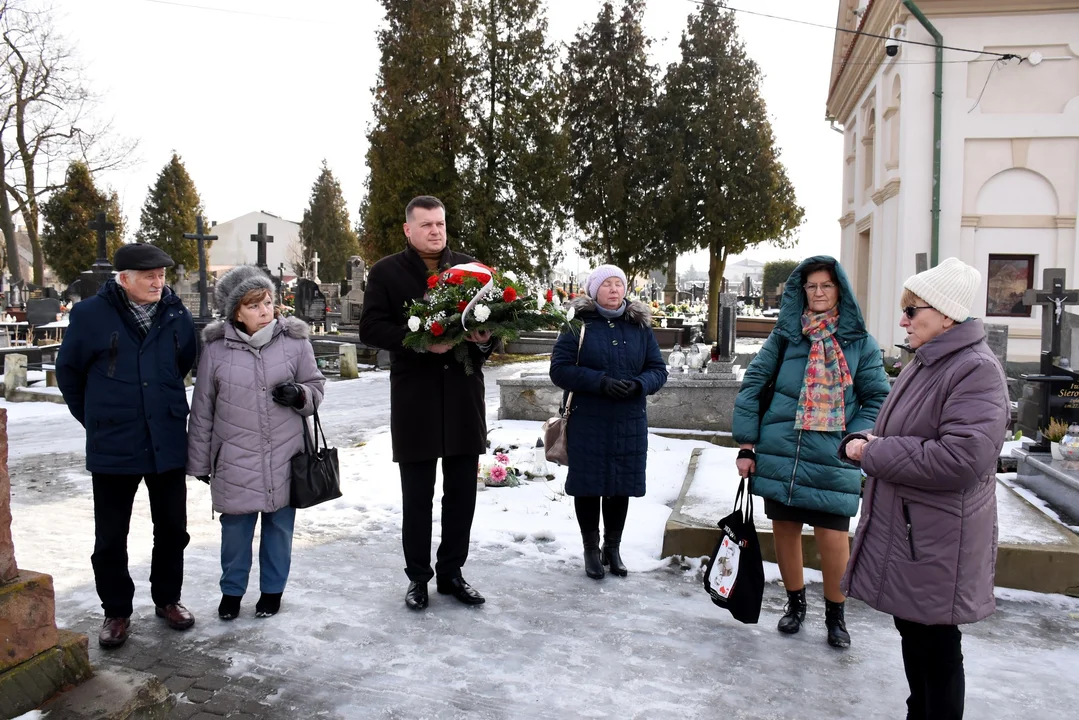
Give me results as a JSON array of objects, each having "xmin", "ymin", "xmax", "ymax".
[
  {"xmin": 186, "ymin": 317, "xmax": 326, "ymax": 515},
  {"xmin": 549, "ymin": 297, "xmax": 668, "ymax": 497},
  {"xmin": 56, "ymin": 279, "xmax": 196, "ymax": 475},
  {"xmin": 732, "ymin": 256, "xmax": 891, "ymax": 517},
  {"xmin": 358, "ymin": 244, "xmax": 493, "ymax": 464},
  {"xmin": 840, "ymin": 319, "xmax": 1008, "ymax": 626}
]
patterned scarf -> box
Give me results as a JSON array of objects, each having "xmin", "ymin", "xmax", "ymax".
[
  {"xmin": 126, "ymin": 296, "xmax": 159, "ymax": 338},
  {"xmin": 795, "ymin": 308, "xmax": 853, "ymax": 432}
]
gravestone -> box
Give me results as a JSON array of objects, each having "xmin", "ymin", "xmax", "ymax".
[
  {"xmin": 294, "ymin": 278, "xmax": 327, "ymax": 329},
  {"xmin": 0, "ymin": 411, "xmax": 14, "ymax": 583},
  {"xmin": 250, "ymin": 222, "xmax": 273, "ymax": 270},
  {"xmin": 183, "ymin": 216, "xmax": 217, "ymax": 321},
  {"xmin": 25, "ymin": 298, "xmax": 61, "ymax": 327},
  {"xmin": 341, "ymin": 256, "xmax": 366, "ymax": 326},
  {"xmin": 3, "ymin": 355, "xmax": 26, "ymax": 400},
  {"xmin": 984, "ymin": 323, "xmax": 1009, "ymax": 369}
]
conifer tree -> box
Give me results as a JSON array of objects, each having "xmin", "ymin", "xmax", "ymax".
[
  {"xmin": 299, "ymin": 162, "xmax": 360, "ymax": 284},
  {"xmin": 134, "ymin": 154, "xmax": 205, "ymax": 283},
  {"xmin": 564, "ymin": 0, "xmax": 660, "ymax": 281},
  {"xmin": 358, "ymin": 0, "xmax": 472, "ymax": 264},
  {"xmin": 40, "ymin": 161, "xmax": 125, "ymax": 284},
  {"xmin": 458, "ymin": 0, "xmax": 568, "ymax": 276},
  {"xmin": 663, "ymin": 3, "xmax": 803, "ymax": 340}
]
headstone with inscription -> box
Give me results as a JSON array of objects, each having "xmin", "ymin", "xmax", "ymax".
[{"xmin": 294, "ymin": 278, "xmax": 327, "ymax": 329}]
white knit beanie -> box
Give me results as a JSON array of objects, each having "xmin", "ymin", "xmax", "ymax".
[
  {"xmin": 903, "ymin": 257, "xmax": 981, "ymax": 322},
  {"xmin": 586, "ymin": 264, "xmax": 627, "ymax": 299}
]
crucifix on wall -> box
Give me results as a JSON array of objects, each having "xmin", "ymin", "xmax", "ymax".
[
  {"xmin": 250, "ymin": 223, "xmax": 273, "ymax": 270},
  {"xmin": 310, "ymin": 252, "xmax": 321, "ymax": 284},
  {"xmin": 1023, "ymin": 269, "xmax": 1079, "ymax": 375}
]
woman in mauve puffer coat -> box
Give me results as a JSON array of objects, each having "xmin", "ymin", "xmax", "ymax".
[
  {"xmin": 187, "ymin": 265, "xmax": 325, "ymax": 621},
  {"xmin": 840, "ymin": 258, "xmax": 1009, "ymax": 720}
]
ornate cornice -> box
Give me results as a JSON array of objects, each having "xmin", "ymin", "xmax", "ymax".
[
  {"xmin": 916, "ymin": 0, "xmax": 1079, "ymax": 15},
  {"xmin": 1058, "ymin": 216, "xmax": 1078, "ymax": 229},
  {"xmin": 872, "ymin": 178, "xmax": 902, "ymax": 205},
  {"xmin": 961, "ymin": 215, "xmax": 981, "ymax": 227},
  {"xmin": 839, "ymin": 212, "xmax": 857, "ymax": 229},
  {"xmin": 856, "ymin": 214, "xmax": 874, "ymax": 233}
]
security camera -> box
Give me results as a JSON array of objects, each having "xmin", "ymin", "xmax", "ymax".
[{"xmin": 886, "ymin": 25, "xmax": 905, "ymax": 57}]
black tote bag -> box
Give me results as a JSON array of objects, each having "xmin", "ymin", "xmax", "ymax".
[
  {"xmin": 703, "ymin": 477, "xmax": 765, "ymax": 624},
  {"xmin": 289, "ymin": 410, "xmax": 342, "ymax": 509}
]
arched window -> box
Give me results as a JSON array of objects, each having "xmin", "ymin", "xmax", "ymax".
[
  {"xmin": 862, "ymin": 106, "xmax": 876, "ymax": 192},
  {"xmin": 885, "ymin": 76, "xmax": 901, "ymax": 171}
]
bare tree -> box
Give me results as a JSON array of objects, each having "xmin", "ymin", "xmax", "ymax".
[{"xmin": 0, "ymin": 1, "xmax": 136, "ymax": 283}]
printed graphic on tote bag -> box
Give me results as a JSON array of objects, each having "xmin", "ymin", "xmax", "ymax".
[{"xmin": 707, "ymin": 535, "xmax": 741, "ymax": 599}]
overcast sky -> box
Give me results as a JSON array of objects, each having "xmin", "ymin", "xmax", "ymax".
[{"xmin": 50, "ymin": 0, "xmax": 843, "ymax": 271}]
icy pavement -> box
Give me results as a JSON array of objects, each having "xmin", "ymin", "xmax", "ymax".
[{"xmin": 6, "ymin": 366, "xmax": 1079, "ymax": 719}]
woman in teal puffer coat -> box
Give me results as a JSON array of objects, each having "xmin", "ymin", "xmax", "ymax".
[{"xmin": 733, "ymin": 256, "xmax": 890, "ymax": 649}]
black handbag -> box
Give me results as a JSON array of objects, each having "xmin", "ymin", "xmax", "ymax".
[
  {"xmin": 289, "ymin": 410, "xmax": 342, "ymax": 509},
  {"xmin": 703, "ymin": 477, "xmax": 765, "ymax": 624}
]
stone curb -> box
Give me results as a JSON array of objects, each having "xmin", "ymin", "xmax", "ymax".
[{"xmin": 662, "ymin": 448, "xmax": 1079, "ymax": 597}]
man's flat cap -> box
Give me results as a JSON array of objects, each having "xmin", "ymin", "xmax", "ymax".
[{"xmin": 113, "ymin": 243, "xmax": 175, "ymax": 271}]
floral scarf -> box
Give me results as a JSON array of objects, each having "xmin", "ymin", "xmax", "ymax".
[{"xmin": 795, "ymin": 308, "xmax": 853, "ymax": 432}]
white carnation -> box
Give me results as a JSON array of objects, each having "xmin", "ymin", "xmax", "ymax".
[
  {"xmin": 566, "ymin": 307, "xmax": 575, "ymax": 322},
  {"xmin": 503, "ymin": 271, "xmax": 517, "ymax": 282},
  {"xmin": 553, "ymin": 295, "xmax": 562, "ymax": 308},
  {"xmin": 408, "ymin": 316, "xmax": 421, "ymax": 332},
  {"xmin": 474, "ymin": 304, "xmax": 491, "ymax": 322}
]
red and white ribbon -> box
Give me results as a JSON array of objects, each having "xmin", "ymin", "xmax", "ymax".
[{"xmin": 440, "ymin": 262, "xmax": 495, "ymax": 330}]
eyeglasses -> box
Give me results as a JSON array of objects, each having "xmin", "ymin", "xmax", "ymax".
[
  {"xmin": 903, "ymin": 305, "xmax": 934, "ymax": 319},
  {"xmin": 804, "ymin": 283, "xmax": 837, "ymax": 294}
]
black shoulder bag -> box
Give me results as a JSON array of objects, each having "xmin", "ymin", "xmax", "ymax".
[{"xmin": 290, "ymin": 410, "xmax": 342, "ymax": 509}]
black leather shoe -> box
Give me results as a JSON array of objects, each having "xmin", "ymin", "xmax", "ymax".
[
  {"xmin": 602, "ymin": 533, "xmax": 628, "ymax": 577},
  {"xmin": 825, "ymin": 599, "xmax": 851, "ymax": 649},
  {"xmin": 155, "ymin": 602, "xmax": 195, "ymax": 630},
  {"xmin": 582, "ymin": 531, "xmax": 604, "ymax": 579},
  {"xmin": 218, "ymin": 594, "xmax": 242, "ymax": 621},
  {"xmin": 405, "ymin": 581, "xmax": 429, "ymax": 610},
  {"xmin": 436, "ymin": 577, "xmax": 485, "ymax": 605}
]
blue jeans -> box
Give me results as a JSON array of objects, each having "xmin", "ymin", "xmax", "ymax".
[{"xmin": 219, "ymin": 506, "xmax": 296, "ymax": 596}]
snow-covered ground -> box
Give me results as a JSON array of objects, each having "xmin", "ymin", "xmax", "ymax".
[{"xmin": 5, "ymin": 364, "xmax": 1079, "ymax": 718}]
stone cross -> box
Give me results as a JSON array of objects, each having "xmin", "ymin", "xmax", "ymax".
[
  {"xmin": 311, "ymin": 252, "xmax": 321, "ymax": 283},
  {"xmin": 182, "ymin": 216, "xmax": 217, "ymax": 319},
  {"xmin": 250, "ymin": 222, "xmax": 274, "ymax": 269},
  {"xmin": 1, "ymin": 409, "xmax": 17, "ymax": 583},
  {"xmin": 1023, "ymin": 269, "xmax": 1079, "ymax": 373},
  {"xmin": 88, "ymin": 211, "xmax": 115, "ymax": 276},
  {"xmin": 277, "ymin": 262, "xmax": 286, "ymax": 304}
]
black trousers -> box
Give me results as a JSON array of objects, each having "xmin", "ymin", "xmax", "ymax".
[
  {"xmin": 894, "ymin": 617, "xmax": 966, "ymax": 720},
  {"xmin": 399, "ymin": 455, "xmax": 478, "ymax": 583},
  {"xmin": 574, "ymin": 496, "xmax": 629, "ymax": 537},
  {"xmin": 91, "ymin": 469, "xmax": 190, "ymax": 618}
]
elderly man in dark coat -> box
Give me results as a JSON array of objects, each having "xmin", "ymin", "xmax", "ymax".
[
  {"xmin": 359, "ymin": 195, "xmax": 494, "ymax": 611},
  {"xmin": 56, "ymin": 243, "xmax": 198, "ymax": 648}
]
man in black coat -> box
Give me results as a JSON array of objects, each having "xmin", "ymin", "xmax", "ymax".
[
  {"xmin": 360, "ymin": 195, "xmax": 493, "ymax": 610},
  {"xmin": 56, "ymin": 243, "xmax": 197, "ymax": 648}
]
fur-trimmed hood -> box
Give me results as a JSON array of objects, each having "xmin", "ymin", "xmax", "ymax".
[
  {"xmin": 568, "ymin": 296, "xmax": 652, "ymax": 328},
  {"xmin": 202, "ymin": 315, "xmax": 311, "ymax": 344}
]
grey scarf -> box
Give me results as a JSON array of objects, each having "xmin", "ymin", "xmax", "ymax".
[
  {"xmin": 235, "ymin": 319, "xmax": 278, "ymax": 352},
  {"xmin": 595, "ymin": 300, "xmax": 627, "ymax": 320}
]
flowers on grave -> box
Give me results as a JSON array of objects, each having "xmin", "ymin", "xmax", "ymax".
[
  {"xmin": 402, "ymin": 262, "xmax": 579, "ymax": 374},
  {"xmin": 480, "ymin": 451, "xmax": 519, "ymax": 487},
  {"xmin": 885, "ymin": 359, "xmax": 903, "ymax": 378}
]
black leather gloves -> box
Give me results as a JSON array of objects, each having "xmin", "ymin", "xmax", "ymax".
[
  {"xmin": 196, "ymin": 476, "xmax": 211, "ymax": 484},
  {"xmin": 272, "ymin": 382, "xmax": 305, "ymax": 409},
  {"xmin": 600, "ymin": 377, "xmax": 631, "ymax": 399},
  {"xmin": 623, "ymin": 380, "xmax": 642, "ymax": 397}
]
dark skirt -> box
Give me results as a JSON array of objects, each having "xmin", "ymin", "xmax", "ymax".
[{"xmin": 764, "ymin": 498, "xmax": 851, "ymax": 532}]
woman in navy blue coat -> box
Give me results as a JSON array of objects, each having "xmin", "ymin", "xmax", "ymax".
[{"xmin": 550, "ymin": 265, "xmax": 668, "ymax": 579}]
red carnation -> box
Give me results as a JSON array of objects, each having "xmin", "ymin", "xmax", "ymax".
[
  {"xmin": 427, "ymin": 275, "xmax": 439, "ymax": 289},
  {"xmin": 503, "ymin": 287, "xmax": 517, "ymax": 303},
  {"xmin": 431, "ymin": 321, "xmax": 445, "ymax": 336},
  {"xmin": 569, "ymin": 293, "xmax": 577, "ymax": 299},
  {"xmin": 545, "ymin": 289, "xmax": 554, "ymax": 303},
  {"xmin": 457, "ymin": 301, "xmax": 468, "ymax": 312}
]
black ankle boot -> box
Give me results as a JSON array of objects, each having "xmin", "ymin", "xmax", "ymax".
[
  {"xmin": 602, "ymin": 533, "xmax": 627, "ymax": 577},
  {"xmin": 218, "ymin": 594, "xmax": 242, "ymax": 621},
  {"xmin": 778, "ymin": 587, "xmax": 807, "ymax": 634},
  {"xmin": 582, "ymin": 531, "xmax": 604, "ymax": 579},
  {"xmin": 825, "ymin": 599, "xmax": 851, "ymax": 648},
  {"xmin": 255, "ymin": 592, "xmax": 282, "ymax": 618}
]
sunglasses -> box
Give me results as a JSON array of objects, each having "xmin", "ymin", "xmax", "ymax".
[{"xmin": 903, "ymin": 305, "xmax": 933, "ymax": 319}]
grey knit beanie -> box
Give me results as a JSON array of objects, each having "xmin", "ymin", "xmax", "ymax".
[{"xmin": 215, "ymin": 265, "xmax": 275, "ymax": 319}]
